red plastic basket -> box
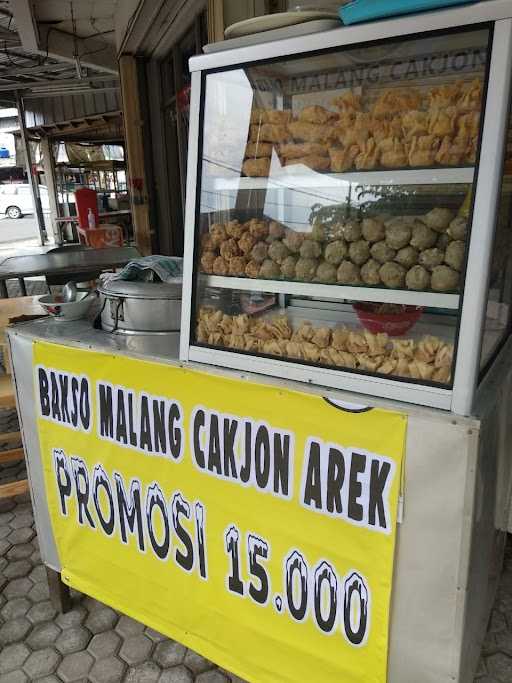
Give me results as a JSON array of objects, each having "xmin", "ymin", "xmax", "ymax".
[{"xmin": 353, "ymin": 303, "xmax": 423, "ymax": 336}]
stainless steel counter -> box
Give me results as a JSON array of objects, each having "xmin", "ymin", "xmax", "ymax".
[
  {"xmin": 18, "ymin": 317, "xmax": 181, "ymax": 361},
  {"xmin": 7, "ymin": 316, "xmax": 512, "ymax": 683}
]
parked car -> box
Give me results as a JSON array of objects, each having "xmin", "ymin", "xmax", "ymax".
[
  {"xmin": 0, "ymin": 147, "xmax": 10, "ymax": 159},
  {"xmin": 0, "ymin": 183, "xmax": 49, "ymax": 219}
]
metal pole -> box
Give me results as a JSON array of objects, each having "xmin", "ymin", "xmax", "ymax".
[
  {"xmin": 40, "ymin": 137, "xmax": 62, "ymax": 244},
  {"xmin": 16, "ymin": 91, "xmax": 47, "ymax": 245}
]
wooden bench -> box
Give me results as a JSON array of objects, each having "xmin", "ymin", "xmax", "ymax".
[{"xmin": 0, "ymin": 296, "xmax": 44, "ymax": 499}]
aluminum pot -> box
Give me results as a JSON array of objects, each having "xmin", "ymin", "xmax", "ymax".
[{"xmin": 97, "ymin": 279, "xmax": 182, "ymax": 334}]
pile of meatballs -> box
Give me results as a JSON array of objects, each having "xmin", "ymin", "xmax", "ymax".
[{"xmin": 199, "ymin": 207, "xmax": 466, "ymax": 292}]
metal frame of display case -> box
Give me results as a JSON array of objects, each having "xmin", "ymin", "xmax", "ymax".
[{"xmin": 180, "ymin": 1, "xmax": 512, "ymax": 415}]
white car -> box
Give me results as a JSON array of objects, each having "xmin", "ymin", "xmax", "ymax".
[{"xmin": 0, "ymin": 183, "xmax": 50, "ymax": 219}]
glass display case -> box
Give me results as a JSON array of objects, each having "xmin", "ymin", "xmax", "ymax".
[{"xmin": 181, "ymin": 12, "xmax": 512, "ymax": 413}]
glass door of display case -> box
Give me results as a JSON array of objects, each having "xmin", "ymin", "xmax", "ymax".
[{"xmin": 181, "ymin": 16, "xmax": 512, "ymax": 412}]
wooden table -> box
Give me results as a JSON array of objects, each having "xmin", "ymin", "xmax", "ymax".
[
  {"xmin": 0, "ymin": 246, "xmax": 140, "ymax": 297},
  {"xmin": 0, "ymin": 295, "xmax": 44, "ymax": 498}
]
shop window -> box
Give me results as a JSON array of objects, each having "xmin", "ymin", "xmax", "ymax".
[
  {"xmin": 480, "ymin": 90, "xmax": 512, "ymax": 375},
  {"xmin": 160, "ymin": 10, "xmax": 208, "ymax": 256}
]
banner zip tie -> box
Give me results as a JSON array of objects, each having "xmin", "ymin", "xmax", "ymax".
[{"xmin": 397, "ymin": 495, "xmax": 404, "ymax": 524}]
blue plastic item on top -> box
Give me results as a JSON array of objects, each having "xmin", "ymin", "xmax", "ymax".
[{"xmin": 340, "ymin": 0, "xmax": 479, "ymax": 25}]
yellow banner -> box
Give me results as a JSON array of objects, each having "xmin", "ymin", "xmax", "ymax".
[{"xmin": 33, "ymin": 341, "xmax": 406, "ymax": 683}]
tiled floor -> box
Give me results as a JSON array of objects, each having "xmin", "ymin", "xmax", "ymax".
[{"xmin": 0, "ymin": 486, "xmax": 511, "ymax": 682}]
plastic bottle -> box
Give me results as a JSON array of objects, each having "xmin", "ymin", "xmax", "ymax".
[{"xmin": 87, "ymin": 208, "xmax": 96, "ymax": 230}]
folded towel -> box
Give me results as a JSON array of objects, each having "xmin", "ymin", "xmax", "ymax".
[{"xmin": 100, "ymin": 255, "xmax": 183, "ymax": 284}]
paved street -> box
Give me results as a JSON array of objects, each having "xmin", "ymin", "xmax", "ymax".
[
  {"xmin": 0, "ymin": 470, "xmax": 511, "ymax": 683},
  {"xmin": 0, "ymin": 216, "xmax": 40, "ymax": 245}
]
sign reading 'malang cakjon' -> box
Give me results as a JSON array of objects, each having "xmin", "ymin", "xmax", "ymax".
[{"xmin": 34, "ymin": 340, "xmax": 406, "ymax": 683}]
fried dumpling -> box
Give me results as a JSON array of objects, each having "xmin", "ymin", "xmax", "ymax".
[
  {"xmin": 402, "ymin": 110, "xmax": 429, "ymax": 139},
  {"xmin": 293, "ymin": 321, "xmax": 315, "ymax": 342},
  {"xmin": 245, "ymin": 141, "xmax": 273, "ymax": 158},
  {"xmin": 288, "ymin": 121, "xmax": 332, "ymax": 143},
  {"xmin": 298, "ymin": 105, "xmax": 336, "ymax": 125},
  {"xmin": 391, "ymin": 339, "xmax": 415, "ymax": 359},
  {"xmin": 379, "ymin": 137, "xmax": 408, "ymax": 168},
  {"xmin": 372, "ymin": 88, "xmax": 422, "ymax": 119},
  {"xmin": 268, "ymin": 316, "xmax": 293, "ymax": 340},
  {"xmin": 311, "ymin": 326, "xmax": 332, "ymax": 349},
  {"xmin": 332, "ymin": 90, "xmax": 362, "ymax": 114},
  {"xmin": 332, "ymin": 327, "xmax": 349, "ymax": 351},
  {"xmin": 279, "ymin": 142, "xmax": 328, "ymax": 159},
  {"xmin": 408, "ymin": 360, "xmax": 434, "ymax": 381},
  {"xmin": 242, "ymin": 158, "xmax": 270, "ymax": 177},
  {"xmin": 249, "ymin": 123, "xmax": 290, "ymax": 144},
  {"xmin": 355, "ymin": 138, "xmax": 379, "ymax": 170},
  {"xmin": 415, "ymin": 336, "xmax": 441, "ymax": 363},
  {"xmin": 428, "ymin": 107, "xmax": 457, "ymax": 137},
  {"xmin": 347, "ymin": 331, "xmax": 368, "ymax": 354},
  {"xmin": 329, "ymin": 145, "xmax": 359, "ymax": 172}
]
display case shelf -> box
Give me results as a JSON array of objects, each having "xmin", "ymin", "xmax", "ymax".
[
  {"xmin": 201, "ymin": 274, "xmax": 460, "ymax": 309},
  {"xmin": 210, "ymin": 167, "xmax": 475, "ymax": 191}
]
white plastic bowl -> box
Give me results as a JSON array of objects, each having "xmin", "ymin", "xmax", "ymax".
[{"xmin": 38, "ymin": 291, "xmax": 95, "ymax": 322}]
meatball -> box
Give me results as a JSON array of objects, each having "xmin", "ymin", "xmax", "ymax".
[
  {"xmin": 212, "ymin": 256, "xmax": 229, "ymax": 276},
  {"xmin": 228, "ymin": 256, "xmax": 247, "ymax": 276},
  {"xmin": 379, "ymin": 262, "xmax": 406, "ymax": 288},
  {"xmin": 361, "ymin": 259, "xmax": 381, "ymax": 285},
  {"xmin": 210, "ymin": 223, "xmax": 227, "ymax": 248},
  {"xmin": 245, "ymin": 260, "xmax": 260, "ymax": 278},
  {"xmin": 436, "ymin": 232, "xmax": 452, "ymax": 250},
  {"xmin": 281, "ymin": 255, "xmax": 298, "ymax": 279},
  {"xmin": 395, "ymin": 246, "xmax": 418, "ymax": 269},
  {"xmin": 337, "ymin": 261, "xmax": 361, "ymax": 285},
  {"xmin": 406, "ymin": 265, "xmax": 430, "ymax": 290},
  {"xmin": 225, "ymin": 219, "xmax": 244, "ymax": 239},
  {"xmin": 259, "ymin": 259, "xmax": 281, "ymax": 279},
  {"xmin": 423, "ymin": 207, "xmax": 454, "ymax": 232},
  {"xmin": 329, "ymin": 223, "xmax": 346, "ymax": 242},
  {"xmin": 371, "ymin": 240, "xmax": 396, "ymax": 264},
  {"xmin": 444, "ymin": 240, "xmax": 465, "ymax": 271},
  {"xmin": 296, "ymin": 257, "xmax": 318, "ymax": 281},
  {"xmin": 268, "ymin": 240, "xmax": 291, "ymax": 264},
  {"xmin": 300, "ymin": 239, "xmax": 322, "ymax": 259},
  {"xmin": 239, "ymin": 232, "xmax": 256, "ymax": 256},
  {"xmin": 324, "ymin": 239, "xmax": 348, "ymax": 265},
  {"xmin": 251, "ymin": 241, "xmax": 269, "ymax": 263},
  {"xmin": 419, "ymin": 248, "xmax": 445, "ymax": 271},
  {"xmin": 220, "ymin": 237, "xmax": 241, "ymax": 260},
  {"xmin": 448, "ymin": 216, "xmax": 468, "ymax": 241},
  {"xmin": 248, "ymin": 219, "xmax": 269, "ymax": 240},
  {"xmin": 316, "ymin": 261, "xmax": 337, "ymax": 283},
  {"xmin": 385, "ymin": 220, "xmax": 412, "ymax": 250},
  {"xmin": 311, "ymin": 223, "xmax": 328, "ymax": 242},
  {"xmin": 268, "ymin": 221, "xmax": 285, "ymax": 241},
  {"xmin": 410, "ymin": 222, "xmax": 438, "ymax": 250},
  {"xmin": 431, "ymin": 265, "xmax": 459, "ymax": 292},
  {"xmin": 283, "ymin": 231, "xmax": 304, "ymax": 253},
  {"xmin": 362, "ymin": 217, "xmax": 385, "ymax": 243},
  {"xmin": 200, "ymin": 251, "xmax": 216, "ymax": 274},
  {"xmin": 201, "ymin": 233, "xmax": 216, "ymax": 251},
  {"xmin": 341, "ymin": 220, "xmax": 362, "ymax": 242},
  {"xmin": 349, "ymin": 239, "xmax": 371, "ymax": 265}
]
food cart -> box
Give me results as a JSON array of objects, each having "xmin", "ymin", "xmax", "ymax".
[{"xmin": 7, "ymin": 2, "xmax": 512, "ymax": 682}]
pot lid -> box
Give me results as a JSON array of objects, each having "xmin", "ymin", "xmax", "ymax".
[{"xmin": 98, "ymin": 278, "xmax": 182, "ymax": 300}]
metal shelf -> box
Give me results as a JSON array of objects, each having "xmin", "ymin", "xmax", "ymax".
[
  {"xmin": 202, "ymin": 275, "xmax": 460, "ymax": 309},
  {"xmin": 210, "ymin": 167, "xmax": 475, "ymax": 191}
]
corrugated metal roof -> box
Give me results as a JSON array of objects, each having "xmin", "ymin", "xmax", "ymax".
[{"xmin": 0, "ymin": 3, "xmax": 120, "ymax": 124}]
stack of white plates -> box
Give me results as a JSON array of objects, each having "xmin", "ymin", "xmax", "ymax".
[{"xmin": 224, "ymin": 10, "xmax": 341, "ymax": 39}]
